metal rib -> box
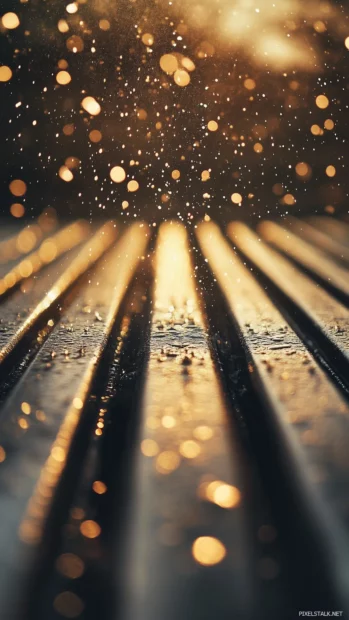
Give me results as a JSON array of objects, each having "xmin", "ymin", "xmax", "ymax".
[
  {"xmin": 258, "ymin": 220, "xmax": 349, "ymax": 302},
  {"xmin": 197, "ymin": 221, "xmax": 349, "ymax": 611},
  {"xmin": 283, "ymin": 217, "xmax": 349, "ymax": 266},
  {"xmin": 0, "ymin": 221, "xmax": 117, "ymax": 367},
  {"xmin": 0, "ymin": 211, "xmax": 57, "ymax": 266},
  {"xmin": 306, "ymin": 217, "xmax": 349, "ymax": 247},
  {"xmin": 123, "ymin": 222, "xmax": 255, "ymax": 620},
  {"xmin": 0, "ymin": 223, "xmax": 150, "ymax": 617},
  {"xmin": 227, "ymin": 222, "xmax": 349, "ymax": 379}
]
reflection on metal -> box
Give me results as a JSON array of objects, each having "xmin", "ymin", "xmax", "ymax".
[
  {"xmin": 0, "ymin": 223, "xmax": 150, "ymax": 616},
  {"xmin": 284, "ymin": 217, "xmax": 349, "ymax": 266},
  {"xmin": 197, "ymin": 221, "xmax": 349, "ymax": 608},
  {"xmin": 259, "ymin": 220, "xmax": 349, "ymax": 299},
  {"xmin": 0, "ymin": 221, "xmax": 117, "ymax": 365},
  {"xmin": 19, "ymin": 223, "xmax": 150, "ymax": 543},
  {"xmin": 227, "ymin": 221, "xmax": 349, "ymax": 364},
  {"xmin": 0, "ymin": 211, "xmax": 58, "ymax": 265},
  {"xmin": 123, "ymin": 222, "xmax": 251, "ymax": 620},
  {"xmin": 0, "ymin": 220, "xmax": 90, "ymax": 297}
]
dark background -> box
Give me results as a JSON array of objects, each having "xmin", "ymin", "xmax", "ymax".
[{"xmin": 1, "ymin": 0, "xmax": 349, "ymax": 225}]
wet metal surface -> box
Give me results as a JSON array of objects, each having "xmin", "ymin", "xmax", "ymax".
[{"xmin": 0, "ymin": 218, "xmax": 348, "ymax": 619}]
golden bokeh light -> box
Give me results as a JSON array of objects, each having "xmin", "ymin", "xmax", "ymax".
[
  {"xmin": 81, "ymin": 96, "xmax": 101, "ymax": 116},
  {"xmin": 316, "ymin": 94, "xmax": 329, "ymax": 109},
  {"xmin": 207, "ymin": 120, "xmax": 218, "ymax": 132},
  {"xmin": 56, "ymin": 70, "xmax": 71, "ymax": 85},
  {"xmin": 2, "ymin": 12, "xmax": 20, "ymax": 29},
  {"xmin": 192, "ymin": 536, "xmax": 227, "ymax": 566},
  {"xmin": 9, "ymin": 179, "xmax": 27, "ymax": 197},
  {"xmin": 141, "ymin": 33, "xmax": 154, "ymax": 46},
  {"xmin": 326, "ymin": 165, "xmax": 336, "ymax": 177},
  {"xmin": 173, "ymin": 69, "xmax": 190, "ymax": 87},
  {"xmin": 127, "ymin": 180, "xmax": 139, "ymax": 192},
  {"xmin": 10, "ymin": 203, "xmax": 25, "ymax": 218},
  {"xmin": 80, "ymin": 519, "xmax": 101, "ymax": 539},
  {"xmin": 160, "ymin": 54, "xmax": 178, "ymax": 75},
  {"xmin": 110, "ymin": 165, "xmax": 126, "ymax": 183},
  {"xmin": 89, "ymin": 129, "xmax": 102, "ymax": 143},
  {"xmin": 156, "ymin": 450, "xmax": 181, "ymax": 474},
  {"xmin": 0, "ymin": 66, "xmax": 12, "ymax": 82}
]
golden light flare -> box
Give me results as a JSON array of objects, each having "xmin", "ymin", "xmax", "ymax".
[{"xmin": 192, "ymin": 536, "xmax": 227, "ymax": 566}]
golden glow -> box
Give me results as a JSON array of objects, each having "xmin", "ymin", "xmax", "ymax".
[
  {"xmin": 192, "ymin": 536, "xmax": 226, "ymax": 566},
  {"xmin": 231, "ymin": 192, "xmax": 242, "ymax": 204}
]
